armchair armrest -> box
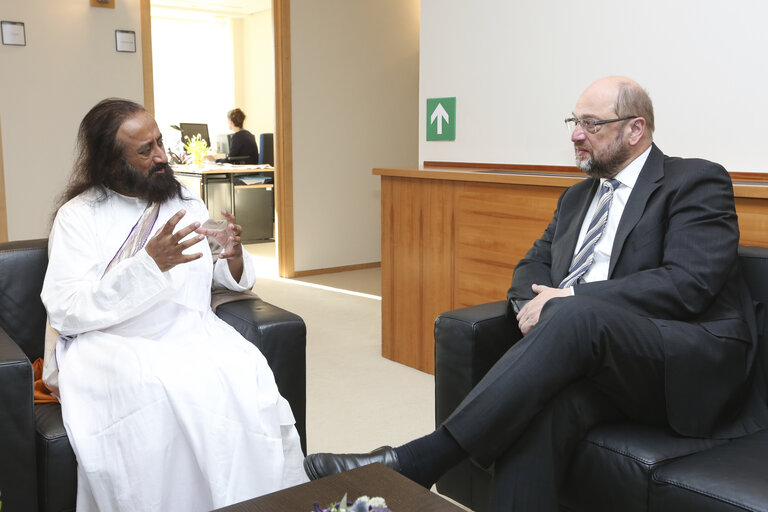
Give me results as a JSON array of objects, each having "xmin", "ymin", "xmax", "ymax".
[
  {"xmin": 0, "ymin": 326, "xmax": 38, "ymax": 511},
  {"xmin": 434, "ymin": 300, "xmax": 520, "ymax": 426},
  {"xmin": 216, "ymin": 298, "xmax": 307, "ymax": 454}
]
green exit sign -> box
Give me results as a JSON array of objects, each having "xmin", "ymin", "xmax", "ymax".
[{"xmin": 427, "ymin": 97, "xmax": 456, "ymax": 141}]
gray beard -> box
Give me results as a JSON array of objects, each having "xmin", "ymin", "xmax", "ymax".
[{"xmin": 576, "ymin": 133, "xmax": 631, "ymax": 179}]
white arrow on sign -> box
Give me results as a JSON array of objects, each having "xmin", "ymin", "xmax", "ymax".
[{"xmin": 430, "ymin": 103, "xmax": 450, "ymax": 135}]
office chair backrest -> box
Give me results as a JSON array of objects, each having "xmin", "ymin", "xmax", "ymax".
[{"xmin": 259, "ymin": 133, "xmax": 274, "ymax": 166}]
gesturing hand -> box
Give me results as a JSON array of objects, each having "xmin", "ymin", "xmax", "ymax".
[
  {"xmin": 145, "ymin": 209, "xmax": 204, "ymax": 272},
  {"xmin": 195, "ymin": 210, "xmax": 244, "ymax": 281}
]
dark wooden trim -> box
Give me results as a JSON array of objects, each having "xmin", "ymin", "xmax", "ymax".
[
  {"xmin": 140, "ymin": 0, "xmax": 154, "ymax": 116},
  {"xmin": 274, "ymin": 0, "xmax": 295, "ymax": 278},
  {"xmin": 423, "ymin": 161, "xmax": 580, "ymax": 174},
  {"xmin": 293, "ymin": 261, "xmax": 381, "ymax": 278},
  {"xmin": 731, "ymin": 172, "xmax": 768, "ymax": 183},
  {"xmin": 0, "ymin": 116, "xmax": 7, "ymax": 241},
  {"xmin": 424, "ymin": 161, "xmax": 768, "ymax": 183}
]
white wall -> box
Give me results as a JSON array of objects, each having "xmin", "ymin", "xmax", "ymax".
[
  {"xmin": 0, "ymin": 0, "xmax": 145, "ymax": 240},
  {"xmin": 290, "ymin": 0, "xmax": 420, "ymax": 272},
  {"xmin": 151, "ymin": 13, "xmax": 235, "ymax": 153},
  {"xmin": 151, "ymin": 7, "xmax": 273, "ymax": 156},
  {"xmin": 237, "ymin": 9, "xmax": 276, "ymax": 142},
  {"xmin": 419, "ymin": 0, "xmax": 768, "ymax": 173}
]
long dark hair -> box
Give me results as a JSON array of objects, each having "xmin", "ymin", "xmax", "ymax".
[{"xmin": 59, "ymin": 98, "xmax": 146, "ymax": 207}]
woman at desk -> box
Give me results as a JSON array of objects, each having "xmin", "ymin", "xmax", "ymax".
[{"xmin": 217, "ymin": 108, "xmax": 259, "ymax": 165}]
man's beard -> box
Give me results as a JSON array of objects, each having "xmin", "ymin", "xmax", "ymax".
[
  {"xmin": 575, "ymin": 131, "xmax": 631, "ymax": 179},
  {"xmin": 109, "ymin": 159, "xmax": 182, "ymax": 203}
]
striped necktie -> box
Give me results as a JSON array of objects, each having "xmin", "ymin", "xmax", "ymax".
[{"xmin": 559, "ymin": 178, "xmax": 620, "ymax": 288}]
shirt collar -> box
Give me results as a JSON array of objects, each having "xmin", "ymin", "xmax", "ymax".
[{"xmin": 604, "ymin": 145, "xmax": 652, "ymax": 191}]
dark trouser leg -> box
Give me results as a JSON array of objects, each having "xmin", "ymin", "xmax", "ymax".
[
  {"xmin": 488, "ymin": 379, "xmax": 624, "ymax": 512},
  {"xmin": 303, "ymin": 295, "xmax": 669, "ymax": 495},
  {"xmin": 443, "ymin": 295, "xmax": 668, "ymax": 469}
]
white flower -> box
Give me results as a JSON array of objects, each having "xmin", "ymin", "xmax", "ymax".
[{"xmin": 368, "ymin": 497, "xmax": 387, "ymax": 507}]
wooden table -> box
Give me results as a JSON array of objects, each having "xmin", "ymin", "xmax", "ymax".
[
  {"xmin": 375, "ymin": 165, "xmax": 768, "ymax": 374},
  {"xmin": 213, "ymin": 463, "xmax": 466, "ymax": 511}
]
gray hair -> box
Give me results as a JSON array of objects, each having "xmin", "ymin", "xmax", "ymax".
[{"xmin": 615, "ymin": 82, "xmax": 655, "ymax": 134}]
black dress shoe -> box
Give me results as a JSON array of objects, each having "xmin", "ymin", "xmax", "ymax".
[{"xmin": 303, "ymin": 446, "xmax": 401, "ymax": 480}]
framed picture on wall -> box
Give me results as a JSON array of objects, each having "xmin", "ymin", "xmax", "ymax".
[
  {"xmin": 1, "ymin": 21, "xmax": 26, "ymax": 46},
  {"xmin": 115, "ymin": 30, "xmax": 136, "ymax": 53}
]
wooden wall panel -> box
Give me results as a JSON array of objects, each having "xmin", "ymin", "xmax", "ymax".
[
  {"xmin": 380, "ymin": 177, "xmax": 395, "ymax": 363},
  {"xmin": 385, "ymin": 178, "xmax": 422, "ymax": 367},
  {"xmin": 736, "ymin": 197, "xmax": 768, "ymax": 247},
  {"xmin": 418, "ymin": 181, "xmax": 455, "ymax": 373},
  {"xmin": 381, "ymin": 177, "xmax": 454, "ymax": 373},
  {"xmin": 453, "ymin": 183, "xmax": 562, "ymax": 307}
]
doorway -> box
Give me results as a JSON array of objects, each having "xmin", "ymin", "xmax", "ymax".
[{"xmin": 141, "ymin": 0, "xmax": 295, "ymax": 277}]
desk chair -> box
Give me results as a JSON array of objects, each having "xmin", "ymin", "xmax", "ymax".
[{"xmin": 259, "ymin": 133, "xmax": 274, "ymax": 166}]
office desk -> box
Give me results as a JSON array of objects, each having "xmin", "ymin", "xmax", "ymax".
[
  {"xmin": 173, "ymin": 164, "xmax": 275, "ymax": 243},
  {"xmin": 375, "ymin": 166, "xmax": 768, "ymax": 374}
]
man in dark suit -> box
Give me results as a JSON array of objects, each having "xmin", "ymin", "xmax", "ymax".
[{"xmin": 303, "ymin": 77, "xmax": 759, "ymax": 510}]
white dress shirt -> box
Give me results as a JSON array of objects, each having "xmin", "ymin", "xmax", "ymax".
[{"xmin": 574, "ymin": 145, "xmax": 652, "ymax": 283}]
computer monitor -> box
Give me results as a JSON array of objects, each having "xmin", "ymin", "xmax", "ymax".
[{"xmin": 179, "ymin": 123, "xmax": 210, "ymax": 147}]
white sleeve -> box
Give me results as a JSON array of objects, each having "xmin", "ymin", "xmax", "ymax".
[
  {"xmin": 212, "ymin": 248, "xmax": 256, "ymax": 291},
  {"xmin": 41, "ymin": 205, "xmax": 172, "ymax": 336}
]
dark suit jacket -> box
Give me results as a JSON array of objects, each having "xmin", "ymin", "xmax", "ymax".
[{"xmin": 508, "ymin": 144, "xmax": 759, "ymax": 438}]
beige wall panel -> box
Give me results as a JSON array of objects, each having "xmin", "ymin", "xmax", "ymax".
[
  {"xmin": 241, "ymin": 10, "xmax": 276, "ymax": 140},
  {"xmin": 290, "ymin": 0, "xmax": 419, "ymax": 272},
  {"xmin": 1, "ymin": 0, "xmax": 143, "ymax": 240}
]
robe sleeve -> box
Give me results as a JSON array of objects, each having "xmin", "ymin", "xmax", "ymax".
[
  {"xmin": 212, "ymin": 249, "xmax": 256, "ymax": 291},
  {"xmin": 41, "ymin": 202, "xmax": 173, "ymax": 336}
]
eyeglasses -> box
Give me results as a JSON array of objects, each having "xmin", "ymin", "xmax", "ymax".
[{"xmin": 564, "ymin": 115, "xmax": 637, "ymax": 134}]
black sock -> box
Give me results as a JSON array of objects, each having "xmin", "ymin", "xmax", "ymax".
[{"xmin": 393, "ymin": 426, "xmax": 467, "ymax": 489}]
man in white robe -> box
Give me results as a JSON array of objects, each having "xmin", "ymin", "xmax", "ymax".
[{"xmin": 41, "ymin": 98, "xmax": 307, "ymax": 512}]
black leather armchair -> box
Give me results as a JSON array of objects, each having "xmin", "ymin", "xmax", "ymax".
[
  {"xmin": 435, "ymin": 245, "xmax": 768, "ymax": 512},
  {"xmin": 0, "ymin": 239, "xmax": 307, "ymax": 512}
]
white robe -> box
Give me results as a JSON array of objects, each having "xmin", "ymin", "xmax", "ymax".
[{"xmin": 41, "ymin": 187, "xmax": 307, "ymax": 512}]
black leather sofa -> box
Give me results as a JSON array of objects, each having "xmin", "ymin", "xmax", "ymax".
[
  {"xmin": 0, "ymin": 238, "xmax": 307, "ymax": 512},
  {"xmin": 435, "ymin": 245, "xmax": 768, "ymax": 512}
]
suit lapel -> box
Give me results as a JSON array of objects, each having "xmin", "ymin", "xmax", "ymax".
[
  {"xmin": 608, "ymin": 144, "xmax": 664, "ymax": 276},
  {"xmin": 552, "ymin": 178, "xmax": 599, "ymax": 281}
]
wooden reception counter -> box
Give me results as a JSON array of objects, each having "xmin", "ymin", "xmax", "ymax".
[{"xmin": 374, "ymin": 164, "xmax": 768, "ymax": 374}]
